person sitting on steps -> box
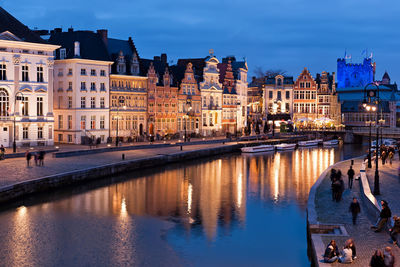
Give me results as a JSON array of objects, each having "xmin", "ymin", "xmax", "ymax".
[
  {"xmin": 323, "ymin": 240, "xmax": 340, "ymax": 263},
  {"xmin": 371, "ymin": 200, "xmax": 392, "ymax": 232}
]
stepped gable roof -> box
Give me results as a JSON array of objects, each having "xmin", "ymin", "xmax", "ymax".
[
  {"xmin": 177, "ymin": 57, "xmax": 208, "ymax": 82},
  {"xmin": 140, "ymin": 58, "xmax": 171, "ymax": 86},
  {"xmin": 107, "ymin": 37, "xmax": 141, "ymax": 75},
  {"xmin": 0, "ymin": 7, "xmax": 46, "ymax": 43},
  {"xmin": 48, "ymin": 30, "xmax": 110, "ymax": 61},
  {"xmin": 221, "ymin": 56, "xmax": 247, "ymax": 80},
  {"xmin": 264, "ymin": 76, "xmax": 294, "ymax": 85}
]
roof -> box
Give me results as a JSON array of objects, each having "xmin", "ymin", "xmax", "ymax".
[
  {"xmin": 48, "ymin": 30, "xmax": 111, "ymax": 61},
  {"xmin": 383, "ymin": 71, "xmax": 390, "ymax": 79},
  {"xmin": 107, "ymin": 37, "xmax": 141, "ymax": 75},
  {"xmin": 177, "ymin": 57, "xmax": 208, "ymax": 82},
  {"xmin": 341, "ymin": 100, "xmax": 391, "ymax": 113},
  {"xmin": 0, "ymin": 7, "xmax": 46, "ymax": 43},
  {"xmin": 140, "ymin": 58, "xmax": 170, "ymax": 86},
  {"xmin": 264, "ymin": 76, "xmax": 294, "ymax": 85}
]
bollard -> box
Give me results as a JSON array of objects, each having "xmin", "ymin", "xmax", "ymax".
[
  {"xmin": 351, "ymin": 159, "xmax": 354, "ymax": 165},
  {"xmin": 122, "ymin": 154, "xmax": 125, "ymax": 160},
  {"xmin": 180, "ymin": 145, "xmax": 183, "ymax": 151},
  {"xmin": 222, "ymin": 141, "xmax": 225, "ymax": 145}
]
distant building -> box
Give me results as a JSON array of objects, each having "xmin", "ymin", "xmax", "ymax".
[
  {"xmin": 337, "ymin": 57, "xmax": 375, "ymax": 88},
  {"xmin": 315, "ymin": 72, "xmax": 341, "ymax": 126},
  {"xmin": 200, "ymin": 52, "xmax": 223, "ymax": 136},
  {"xmin": 49, "ymin": 28, "xmax": 112, "ymax": 144},
  {"xmin": 0, "ymin": 7, "xmax": 59, "ymax": 148},
  {"xmin": 263, "ymin": 75, "xmax": 294, "ymax": 125},
  {"xmin": 247, "ymin": 77, "xmax": 263, "ymax": 125},
  {"xmin": 293, "ymin": 68, "xmax": 317, "ymax": 126},
  {"xmin": 219, "ymin": 60, "xmax": 237, "ymax": 134},
  {"xmin": 106, "ymin": 33, "xmax": 147, "ymax": 141}
]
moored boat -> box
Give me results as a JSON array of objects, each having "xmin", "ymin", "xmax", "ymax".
[
  {"xmin": 298, "ymin": 140, "xmax": 319, "ymax": 147},
  {"xmin": 241, "ymin": 145, "xmax": 275, "ymax": 153},
  {"xmin": 275, "ymin": 143, "xmax": 297, "ymax": 151},
  {"xmin": 323, "ymin": 139, "xmax": 339, "ymax": 146}
]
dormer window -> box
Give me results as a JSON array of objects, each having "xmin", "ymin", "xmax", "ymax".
[
  {"xmin": 277, "ymin": 78, "xmax": 282, "ymax": 86},
  {"xmin": 60, "ymin": 48, "xmax": 66, "ymax": 59}
]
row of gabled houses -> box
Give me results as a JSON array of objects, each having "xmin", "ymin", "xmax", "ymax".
[{"xmin": 0, "ymin": 7, "xmax": 248, "ymax": 147}]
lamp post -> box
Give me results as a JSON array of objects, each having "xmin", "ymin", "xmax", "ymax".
[
  {"xmin": 365, "ymin": 119, "xmax": 373, "ymax": 168},
  {"xmin": 363, "ymin": 82, "xmax": 381, "ymax": 195},
  {"xmin": 13, "ymin": 92, "xmax": 24, "ymax": 153},
  {"xmin": 115, "ymin": 96, "xmax": 126, "ymax": 147}
]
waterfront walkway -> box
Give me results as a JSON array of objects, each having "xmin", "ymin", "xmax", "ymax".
[
  {"xmin": 0, "ymin": 142, "xmax": 234, "ymax": 188},
  {"xmin": 314, "ymin": 156, "xmax": 400, "ymax": 266}
]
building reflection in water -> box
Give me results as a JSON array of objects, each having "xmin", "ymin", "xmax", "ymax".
[{"xmin": 12, "ymin": 147, "xmax": 338, "ymax": 243}]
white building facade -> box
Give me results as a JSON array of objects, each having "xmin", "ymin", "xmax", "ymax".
[
  {"xmin": 200, "ymin": 55, "xmax": 223, "ymax": 136},
  {"xmin": 234, "ymin": 63, "xmax": 248, "ymax": 133},
  {"xmin": 0, "ymin": 31, "xmax": 59, "ymax": 148}
]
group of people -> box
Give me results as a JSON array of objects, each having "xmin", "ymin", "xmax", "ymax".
[
  {"xmin": 323, "ymin": 239, "xmax": 357, "ymax": 264},
  {"xmin": 324, "ymin": 239, "xmax": 395, "ymax": 266},
  {"xmin": 25, "ymin": 150, "xmax": 46, "ymax": 167},
  {"xmin": 380, "ymin": 145, "xmax": 395, "ymax": 166}
]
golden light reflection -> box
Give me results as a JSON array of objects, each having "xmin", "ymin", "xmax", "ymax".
[
  {"xmin": 121, "ymin": 197, "xmax": 128, "ymax": 217},
  {"xmin": 273, "ymin": 153, "xmax": 280, "ymax": 201},
  {"xmin": 187, "ymin": 183, "xmax": 193, "ymax": 214},
  {"xmin": 237, "ymin": 173, "xmax": 243, "ymax": 208}
]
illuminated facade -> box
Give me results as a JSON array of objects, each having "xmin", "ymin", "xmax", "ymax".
[
  {"xmin": 264, "ymin": 75, "xmax": 294, "ymax": 122},
  {"xmin": 293, "ymin": 68, "xmax": 317, "ymax": 125},
  {"xmin": 315, "ymin": 71, "xmax": 341, "ymax": 126},
  {"xmin": 337, "ymin": 57, "xmax": 375, "ymax": 88},
  {"xmin": 220, "ymin": 60, "xmax": 237, "ymax": 134}
]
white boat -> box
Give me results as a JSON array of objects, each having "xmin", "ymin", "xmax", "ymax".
[
  {"xmin": 275, "ymin": 143, "xmax": 297, "ymax": 151},
  {"xmin": 298, "ymin": 140, "xmax": 319, "ymax": 147},
  {"xmin": 241, "ymin": 145, "xmax": 275, "ymax": 153},
  {"xmin": 323, "ymin": 140, "xmax": 339, "ymax": 146}
]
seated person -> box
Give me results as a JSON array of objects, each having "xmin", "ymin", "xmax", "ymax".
[{"xmin": 324, "ymin": 240, "xmax": 339, "ymax": 263}]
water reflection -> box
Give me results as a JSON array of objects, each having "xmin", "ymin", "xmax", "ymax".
[{"xmin": 0, "ymin": 144, "xmax": 367, "ymax": 266}]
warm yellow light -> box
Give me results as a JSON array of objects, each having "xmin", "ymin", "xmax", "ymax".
[
  {"xmin": 371, "ymin": 106, "xmax": 376, "ymax": 111},
  {"xmin": 366, "ymin": 106, "xmax": 371, "ymax": 111}
]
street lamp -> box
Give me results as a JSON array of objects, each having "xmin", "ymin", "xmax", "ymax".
[
  {"xmin": 115, "ymin": 96, "xmax": 126, "ymax": 147},
  {"xmin": 183, "ymin": 114, "xmax": 188, "ymax": 142},
  {"xmin": 363, "ymin": 82, "xmax": 381, "ymax": 195},
  {"xmin": 365, "ymin": 120, "xmax": 374, "ymax": 168},
  {"xmin": 13, "ymin": 92, "xmax": 24, "ymax": 153}
]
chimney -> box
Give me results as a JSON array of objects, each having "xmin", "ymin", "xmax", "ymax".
[
  {"xmin": 74, "ymin": 41, "xmax": 80, "ymax": 58},
  {"xmin": 97, "ymin": 29, "xmax": 108, "ymax": 47},
  {"xmin": 68, "ymin": 27, "xmax": 74, "ymax": 32},
  {"xmin": 161, "ymin": 53, "xmax": 167, "ymax": 64},
  {"xmin": 54, "ymin": 27, "xmax": 62, "ymax": 33}
]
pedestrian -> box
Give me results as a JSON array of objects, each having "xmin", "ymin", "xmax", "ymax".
[
  {"xmin": 347, "ymin": 165, "xmax": 355, "ymax": 189},
  {"xmin": 25, "ymin": 150, "xmax": 32, "ymax": 167},
  {"xmin": 0, "ymin": 144, "xmax": 5, "ymax": 160},
  {"xmin": 339, "ymin": 243, "xmax": 353, "ymax": 263},
  {"xmin": 34, "ymin": 151, "xmax": 39, "ymax": 166},
  {"xmin": 381, "ymin": 150, "xmax": 386, "ymax": 165},
  {"xmin": 332, "ymin": 178, "xmax": 341, "ymax": 202},
  {"xmin": 337, "ymin": 171, "xmax": 345, "ymax": 202},
  {"xmin": 345, "ymin": 239, "xmax": 357, "ymax": 260},
  {"xmin": 370, "ymin": 250, "xmax": 385, "ymax": 267},
  {"xmin": 388, "ymin": 151, "xmax": 394, "ymax": 165},
  {"xmin": 349, "ymin": 197, "xmax": 361, "ymax": 225},
  {"xmin": 38, "ymin": 150, "xmax": 45, "ymax": 166},
  {"xmin": 371, "ymin": 200, "xmax": 392, "ymax": 232},
  {"xmin": 389, "ymin": 216, "xmax": 400, "ymax": 246},
  {"xmin": 330, "ymin": 169, "xmax": 337, "ymax": 182},
  {"xmin": 383, "ymin": 247, "xmax": 395, "ymax": 267},
  {"xmin": 323, "ymin": 240, "xmax": 340, "ymax": 263}
]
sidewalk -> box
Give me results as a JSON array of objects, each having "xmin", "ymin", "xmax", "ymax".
[
  {"xmin": 314, "ymin": 157, "xmax": 400, "ymax": 266},
  {"xmin": 0, "ymin": 143, "xmax": 233, "ymax": 188}
]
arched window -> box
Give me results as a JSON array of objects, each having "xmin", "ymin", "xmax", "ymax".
[{"xmin": 0, "ymin": 88, "xmax": 9, "ymax": 117}]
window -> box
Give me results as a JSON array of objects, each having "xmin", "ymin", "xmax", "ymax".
[
  {"xmin": 58, "ymin": 134, "xmax": 63, "ymax": 142},
  {"xmin": 269, "ymin": 91, "xmax": 273, "ymax": 99},
  {"xmin": 67, "ymin": 68, "xmax": 73, "ymax": 75},
  {"xmin": 58, "ymin": 81, "xmax": 63, "ymax": 91},
  {"xmin": 90, "ymin": 115, "xmax": 96, "ymax": 129},
  {"xmin": 100, "ymin": 70, "xmax": 106, "ymax": 77},
  {"xmin": 311, "ymin": 91, "xmax": 316, "ymax": 99},
  {"xmin": 100, "ymin": 116, "xmax": 105, "ymax": 129},
  {"xmin": 90, "ymin": 82, "xmax": 96, "ymax": 91},
  {"xmin": 68, "ymin": 82, "xmax": 73, "ymax": 91},
  {"xmin": 22, "ymin": 97, "xmax": 28, "ymax": 116},
  {"xmin": 300, "ymin": 82, "xmax": 304, "ymax": 88},
  {"xmin": 80, "ymin": 69, "xmax": 86, "ymax": 75},
  {"xmin": 58, "ymin": 115, "xmax": 63, "ymax": 129},
  {"xmin": 23, "ymin": 127, "xmax": 28, "ymax": 140},
  {"xmin": 90, "ymin": 69, "xmax": 96, "ymax": 76},
  {"xmin": 60, "ymin": 48, "xmax": 66, "ymax": 59},
  {"xmin": 37, "ymin": 127, "xmax": 43, "ymax": 139},
  {"xmin": 286, "ymin": 91, "xmax": 290, "ymax": 99},
  {"xmin": 91, "ymin": 97, "xmax": 95, "ymax": 108},
  {"xmin": 80, "ymin": 116, "xmax": 86, "ymax": 130},
  {"xmin": 37, "ymin": 66, "xmax": 44, "ymax": 82},
  {"xmin": 209, "ymin": 114, "xmax": 213, "ymax": 126},
  {"xmin": 68, "ymin": 96, "xmax": 72, "ymax": 108},
  {"xmin": 294, "ymin": 103, "xmax": 299, "ymax": 113},
  {"xmin": 80, "ymin": 82, "xmax": 86, "ymax": 91},
  {"xmin": 294, "ymin": 91, "xmax": 299, "ymax": 99},
  {"xmin": 277, "ymin": 91, "xmax": 281, "ymax": 99},
  {"xmin": 37, "ymin": 97, "xmax": 43, "ymax": 116},
  {"xmin": 0, "ymin": 64, "xmax": 6, "ymax": 80},
  {"xmin": 306, "ymin": 82, "xmax": 311, "ymax": 88},
  {"xmin": 68, "ymin": 115, "xmax": 72, "ymax": 129},
  {"xmin": 277, "ymin": 79, "xmax": 282, "ymax": 86},
  {"xmin": 203, "ymin": 113, "xmax": 207, "ymax": 126},
  {"xmin": 100, "ymin": 83, "xmax": 106, "ymax": 91},
  {"xmin": 22, "ymin": 65, "xmax": 29, "ymax": 81},
  {"xmin": 68, "ymin": 134, "xmax": 72, "ymax": 143},
  {"xmin": 81, "ymin": 97, "xmax": 86, "ymax": 108},
  {"xmin": 100, "ymin": 97, "xmax": 105, "ymax": 108},
  {"xmin": 285, "ymin": 103, "xmax": 290, "ymax": 113},
  {"xmin": 0, "ymin": 89, "xmax": 9, "ymax": 117},
  {"xmin": 305, "ymin": 91, "xmax": 311, "ymax": 100}
]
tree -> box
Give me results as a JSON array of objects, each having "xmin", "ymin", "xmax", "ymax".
[{"xmin": 253, "ymin": 67, "xmax": 287, "ymax": 79}]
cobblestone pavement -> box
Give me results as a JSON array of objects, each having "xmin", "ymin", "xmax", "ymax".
[
  {"xmin": 315, "ymin": 157, "xmax": 400, "ymax": 266},
  {"xmin": 0, "ymin": 143, "xmax": 231, "ymax": 188}
]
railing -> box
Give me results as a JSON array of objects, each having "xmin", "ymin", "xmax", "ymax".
[{"xmin": 353, "ymin": 127, "xmax": 400, "ymax": 135}]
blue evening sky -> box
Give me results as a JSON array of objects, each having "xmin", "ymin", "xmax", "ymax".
[{"xmin": 2, "ymin": 0, "xmax": 399, "ymax": 82}]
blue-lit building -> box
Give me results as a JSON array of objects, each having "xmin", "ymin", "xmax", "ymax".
[{"xmin": 337, "ymin": 57, "xmax": 375, "ymax": 88}]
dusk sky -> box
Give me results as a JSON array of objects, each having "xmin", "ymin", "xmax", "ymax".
[{"xmin": 2, "ymin": 0, "xmax": 400, "ymax": 82}]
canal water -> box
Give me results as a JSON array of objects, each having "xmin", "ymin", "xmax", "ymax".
[{"xmin": 0, "ymin": 144, "xmax": 367, "ymax": 267}]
